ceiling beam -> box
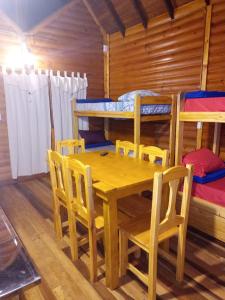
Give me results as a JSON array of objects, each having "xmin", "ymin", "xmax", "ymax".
[
  {"xmin": 163, "ymin": 0, "xmax": 174, "ymax": 20},
  {"xmin": 131, "ymin": 0, "xmax": 148, "ymax": 29},
  {"xmin": 103, "ymin": 0, "xmax": 125, "ymax": 37}
]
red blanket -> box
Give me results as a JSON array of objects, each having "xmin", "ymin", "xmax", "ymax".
[
  {"xmin": 192, "ymin": 177, "xmax": 225, "ymax": 207},
  {"xmin": 184, "ymin": 97, "xmax": 225, "ymax": 112}
]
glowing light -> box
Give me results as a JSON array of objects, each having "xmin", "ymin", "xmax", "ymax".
[{"xmin": 5, "ymin": 42, "xmax": 37, "ymax": 69}]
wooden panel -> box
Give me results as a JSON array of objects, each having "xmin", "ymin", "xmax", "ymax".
[
  {"xmin": 0, "ymin": 0, "xmax": 104, "ymax": 182},
  {"xmin": 83, "ymin": 0, "xmax": 119, "ymax": 34},
  {"xmin": 28, "ymin": 0, "xmax": 104, "ymax": 98},
  {"xmin": 109, "ymin": 2, "xmax": 206, "ymax": 151},
  {"xmin": 86, "ymin": 0, "xmax": 196, "ymax": 34},
  {"xmin": 0, "ymin": 13, "xmax": 21, "ymax": 182},
  {"xmin": 111, "ymin": 0, "xmax": 141, "ymax": 29},
  {"xmin": 0, "ymin": 75, "xmax": 11, "ymax": 182},
  {"xmin": 207, "ymin": 0, "xmax": 225, "ymax": 158},
  {"xmin": 141, "ymin": 0, "xmax": 192, "ymax": 19},
  {"xmin": 207, "ymin": 0, "xmax": 225, "ymax": 91}
]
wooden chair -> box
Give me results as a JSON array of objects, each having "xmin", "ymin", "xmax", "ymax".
[
  {"xmin": 48, "ymin": 150, "xmax": 67, "ymax": 241},
  {"xmin": 56, "ymin": 139, "xmax": 85, "ymax": 155},
  {"xmin": 116, "ymin": 140, "xmax": 138, "ymax": 158},
  {"xmin": 118, "ymin": 146, "xmax": 169, "ymax": 218},
  {"xmin": 63, "ymin": 157, "xmax": 130, "ymax": 282},
  {"xmin": 139, "ymin": 145, "xmax": 169, "ymax": 166},
  {"xmin": 119, "ymin": 165, "xmax": 193, "ymax": 300}
]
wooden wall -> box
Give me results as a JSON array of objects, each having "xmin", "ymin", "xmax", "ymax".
[
  {"xmin": 0, "ymin": 0, "xmax": 225, "ymax": 181},
  {"xmin": 0, "ymin": 0, "xmax": 104, "ymax": 181},
  {"xmin": 207, "ymin": 0, "xmax": 225, "ymax": 157},
  {"xmin": 0, "ymin": 75, "xmax": 11, "ymax": 182},
  {"xmin": 108, "ymin": 0, "xmax": 206, "ymax": 151},
  {"xmin": 108, "ymin": 0, "xmax": 224, "ymax": 157},
  {"xmin": 0, "ymin": 13, "xmax": 21, "ymax": 182}
]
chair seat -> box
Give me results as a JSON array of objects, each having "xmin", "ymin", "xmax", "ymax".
[
  {"xmin": 118, "ymin": 194, "xmax": 152, "ymax": 218},
  {"xmin": 119, "ymin": 214, "xmax": 179, "ymax": 252}
]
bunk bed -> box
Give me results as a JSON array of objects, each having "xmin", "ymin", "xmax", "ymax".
[
  {"xmin": 73, "ymin": 94, "xmax": 176, "ymax": 165},
  {"xmin": 176, "ymin": 91, "xmax": 225, "ymax": 242}
]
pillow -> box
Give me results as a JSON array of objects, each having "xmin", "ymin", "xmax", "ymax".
[
  {"xmin": 118, "ymin": 90, "xmax": 159, "ymax": 102},
  {"xmin": 193, "ymin": 168, "xmax": 225, "ymax": 184},
  {"xmin": 79, "ymin": 130, "xmax": 106, "ymax": 145},
  {"xmin": 182, "ymin": 148, "xmax": 225, "ymax": 177}
]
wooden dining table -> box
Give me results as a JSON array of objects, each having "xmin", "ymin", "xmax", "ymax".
[{"xmin": 70, "ymin": 151, "xmax": 166, "ymax": 289}]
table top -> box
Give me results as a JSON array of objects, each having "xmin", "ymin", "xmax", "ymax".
[
  {"xmin": 70, "ymin": 151, "xmax": 166, "ymax": 191},
  {"xmin": 0, "ymin": 207, "xmax": 40, "ymax": 298}
]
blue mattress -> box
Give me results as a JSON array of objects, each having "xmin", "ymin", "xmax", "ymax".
[
  {"xmin": 77, "ymin": 98, "xmax": 113, "ymax": 103},
  {"xmin": 184, "ymin": 91, "xmax": 225, "ymax": 99},
  {"xmin": 85, "ymin": 140, "xmax": 113, "ymax": 149},
  {"xmin": 193, "ymin": 168, "xmax": 225, "ymax": 184}
]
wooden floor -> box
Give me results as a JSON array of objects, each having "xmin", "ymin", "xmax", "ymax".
[{"xmin": 1, "ymin": 176, "xmax": 225, "ymax": 300}]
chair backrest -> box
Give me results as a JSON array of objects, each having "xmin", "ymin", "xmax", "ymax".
[
  {"xmin": 139, "ymin": 145, "xmax": 169, "ymax": 167},
  {"xmin": 63, "ymin": 157, "xmax": 94, "ymax": 225},
  {"xmin": 149, "ymin": 164, "xmax": 193, "ymax": 248},
  {"xmin": 116, "ymin": 140, "xmax": 138, "ymax": 158},
  {"xmin": 56, "ymin": 139, "xmax": 85, "ymax": 155},
  {"xmin": 48, "ymin": 150, "xmax": 66, "ymax": 202}
]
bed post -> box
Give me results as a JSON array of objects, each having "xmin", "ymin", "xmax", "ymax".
[
  {"xmin": 175, "ymin": 93, "xmax": 184, "ymax": 165},
  {"xmin": 72, "ymin": 97, "xmax": 79, "ymax": 139},
  {"xmin": 169, "ymin": 94, "xmax": 176, "ymax": 166},
  {"xmin": 196, "ymin": 123, "xmax": 203, "ymax": 149},
  {"xmin": 134, "ymin": 95, "xmax": 141, "ymax": 145},
  {"xmin": 197, "ymin": 5, "xmax": 212, "ymax": 150},
  {"xmin": 213, "ymin": 123, "xmax": 221, "ymax": 156},
  {"xmin": 104, "ymin": 118, "xmax": 109, "ymax": 140}
]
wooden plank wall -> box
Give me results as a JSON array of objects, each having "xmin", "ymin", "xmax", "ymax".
[
  {"xmin": 108, "ymin": 1, "xmax": 206, "ymax": 151},
  {"xmin": 0, "ymin": 13, "xmax": 21, "ymax": 182},
  {"xmin": 0, "ymin": 76, "xmax": 11, "ymax": 182},
  {"xmin": 0, "ymin": 0, "xmax": 104, "ymax": 181},
  {"xmin": 207, "ymin": 0, "xmax": 225, "ymax": 157},
  {"xmin": 28, "ymin": 0, "xmax": 104, "ymax": 98}
]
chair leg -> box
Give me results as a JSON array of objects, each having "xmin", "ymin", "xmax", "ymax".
[
  {"xmin": 88, "ymin": 226, "xmax": 98, "ymax": 282},
  {"xmin": 68, "ymin": 211, "xmax": 79, "ymax": 261},
  {"xmin": 148, "ymin": 244, "xmax": 158, "ymax": 300},
  {"xmin": 54, "ymin": 200, "xmax": 63, "ymax": 240},
  {"xmin": 176, "ymin": 225, "xmax": 186, "ymax": 282},
  {"xmin": 119, "ymin": 230, "xmax": 128, "ymax": 277}
]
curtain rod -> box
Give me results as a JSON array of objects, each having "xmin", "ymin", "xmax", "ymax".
[{"xmin": 0, "ymin": 65, "xmax": 87, "ymax": 78}]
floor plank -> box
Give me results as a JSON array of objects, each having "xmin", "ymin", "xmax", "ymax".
[{"xmin": 1, "ymin": 177, "xmax": 225, "ymax": 300}]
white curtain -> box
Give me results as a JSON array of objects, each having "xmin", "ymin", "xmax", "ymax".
[
  {"xmin": 3, "ymin": 70, "xmax": 51, "ymax": 179},
  {"xmin": 50, "ymin": 72, "xmax": 88, "ymax": 143}
]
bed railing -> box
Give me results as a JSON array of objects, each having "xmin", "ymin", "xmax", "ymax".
[{"xmin": 175, "ymin": 93, "xmax": 225, "ymax": 165}]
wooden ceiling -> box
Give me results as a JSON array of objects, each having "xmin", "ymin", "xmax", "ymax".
[
  {"xmin": 82, "ymin": 0, "xmax": 194, "ymax": 35},
  {"xmin": 0, "ymin": 0, "xmax": 196, "ymax": 37}
]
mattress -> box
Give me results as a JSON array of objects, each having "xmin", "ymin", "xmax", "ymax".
[
  {"xmin": 192, "ymin": 177, "xmax": 225, "ymax": 207},
  {"xmin": 184, "ymin": 91, "xmax": 225, "ymax": 112},
  {"xmin": 76, "ymin": 101, "xmax": 171, "ymax": 115}
]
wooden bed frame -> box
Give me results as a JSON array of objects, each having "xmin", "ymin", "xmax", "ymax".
[
  {"xmin": 175, "ymin": 93, "xmax": 225, "ymax": 242},
  {"xmin": 73, "ymin": 95, "xmax": 176, "ymax": 165}
]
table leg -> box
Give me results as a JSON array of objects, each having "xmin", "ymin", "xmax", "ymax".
[{"xmin": 103, "ymin": 196, "xmax": 119, "ymax": 289}]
